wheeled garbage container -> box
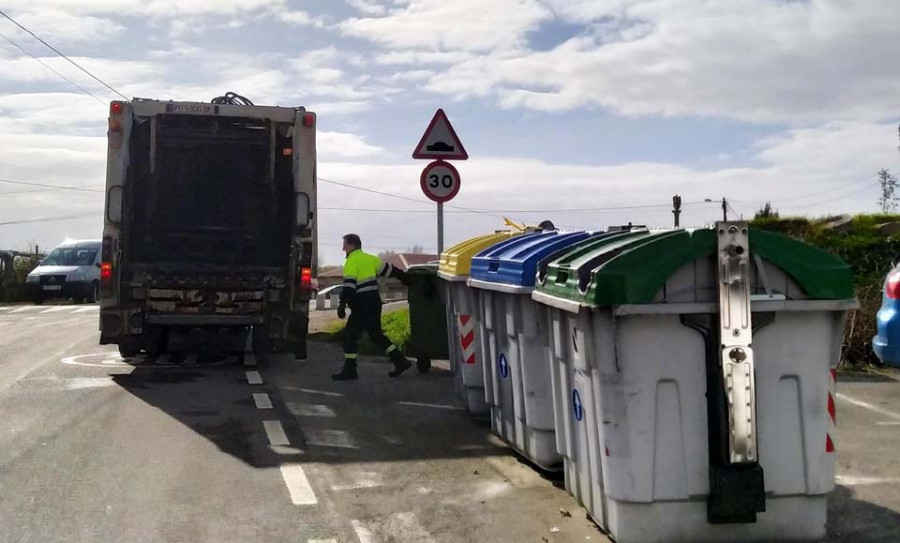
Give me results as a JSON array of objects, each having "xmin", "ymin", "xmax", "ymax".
[
  {"xmin": 468, "ymin": 229, "xmax": 598, "ymax": 469},
  {"xmin": 405, "ymin": 263, "xmax": 448, "ymax": 372},
  {"xmin": 532, "ymin": 223, "xmax": 855, "ymax": 543},
  {"xmin": 439, "ymin": 232, "xmax": 519, "ymax": 415}
]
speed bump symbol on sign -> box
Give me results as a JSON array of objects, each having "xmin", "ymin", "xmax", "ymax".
[{"xmin": 420, "ymin": 160, "xmax": 461, "ymax": 203}]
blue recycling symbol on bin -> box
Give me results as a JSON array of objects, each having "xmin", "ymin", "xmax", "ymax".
[
  {"xmin": 572, "ymin": 389, "xmax": 584, "ymax": 422},
  {"xmin": 498, "ymin": 353, "xmax": 509, "ymax": 379}
]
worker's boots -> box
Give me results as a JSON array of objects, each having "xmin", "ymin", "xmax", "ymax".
[
  {"xmin": 388, "ymin": 350, "xmax": 412, "ymax": 377},
  {"xmin": 332, "ymin": 360, "xmax": 358, "ymax": 381}
]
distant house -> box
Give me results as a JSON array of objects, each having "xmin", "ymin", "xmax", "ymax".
[{"xmin": 385, "ymin": 253, "xmax": 438, "ymax": 271}]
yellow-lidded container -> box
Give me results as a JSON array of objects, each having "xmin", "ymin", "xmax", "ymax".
[
  {"xmin": 438, "ymin": 230, "xmax": 519, "ymax": 415},
  {"xmin": 438, "ymin": 232, "xmax": 517, "ymax": 280}
]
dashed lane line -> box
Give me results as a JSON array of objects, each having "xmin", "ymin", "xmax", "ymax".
[
  {"xmin": 263, "ymin": 420, "xmax": 290, "ymax": 446},
  {"xmin": 246, "ymin": 370, "xmax": 263, "ymax": 385},
  {"xmin": 253, "ymin": 393, "xmax": 273, "ymax": 410},
  {"xmin": 279, "ymin": 464, "xmax": 318, "ymax": 505}
]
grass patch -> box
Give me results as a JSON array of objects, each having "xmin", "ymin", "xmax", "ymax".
[{"xmin": 310, "ymin": 308, "xmax": 411, "ymax": 356}]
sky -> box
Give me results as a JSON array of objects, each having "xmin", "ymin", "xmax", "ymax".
[{"xmin": 0, "ymin": 0, "xmax": 898, "ymax": 266}]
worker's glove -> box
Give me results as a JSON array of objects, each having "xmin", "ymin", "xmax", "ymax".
[{"xmin": 337, "ymin": 304, "xmax": 346, "ymax": 319}]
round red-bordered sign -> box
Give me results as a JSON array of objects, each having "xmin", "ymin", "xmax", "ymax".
[{"xmin": 420, "ymin": 160, "xmax": 461, "ymax": 203}]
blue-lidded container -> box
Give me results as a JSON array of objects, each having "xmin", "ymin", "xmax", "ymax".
[
  {"xmin": 469, "ymin": 231, "xmax": 596, "ymax": 291},
  {"xmin": 466, "ymin": 230, "xmax": 599, "ymax": 469}
]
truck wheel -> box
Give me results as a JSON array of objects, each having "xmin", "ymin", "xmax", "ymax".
[
  {"xmin": 32, "ymin": 295, "xmax": 44, "ymax": 305},
  {"xmin": 119, "ymin": 339, "xmax": 141, "ymax": 358},
  {"xmin": 416, "ymin": 356, "xmax": 432, "ymax": 373}
]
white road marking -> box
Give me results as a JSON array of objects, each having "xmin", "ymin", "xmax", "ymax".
[
  {"xmin": 282, "ymin": 386, "xmax": 343, "ymax": 397},
  {"xmin": 72, "ymin": 306, "xmax": 98, "ymax": 313},
  {"xmin": 351, "ymin": 520, "xmax": 377, "ymax": 543},
  {"xmin": 270, "ymin": 445, "xmax": 305, "ymax": 455},
  {"xmin": 330, "ymin": 470, "xmax": 383, "ymax": 491},
  {"xmin": 397, "ymin": 401, "xmax": 466, "ymax": 411},
  {"xmin": 11, "ymin": 306, "xmax": 38, "ymax": 313},
  {"xmin": 279, "ymin": 464, "xmax": 318, "ymax": 505},
  {"xmin": 308, "ymin": 539, "xmax": 337, "ymax": 543},
  {"xmin": 60, "ymin": 377, "xmax": 116, "ymax": 390},
  {"xmin": 877, "ymin": 421, "xmax": 900, "ymax": 426},
  {"xmin": 263, "ymin": 420, "xmax": 290, "ymax": 446},
  {"xmin": 287, "ymin": 403, "xmax": 336, "ymax": 418},
  {"xmin": 40, "ymin": 306, "xmax": 71, "ymax": 314},
  {"xmin": 253, "ymin": 393, "xmax": 273, "ymax": 409},
  {"xmin": 246, "ymin": 370, "xmax": 263, "ymax": 385},
  {"xmin": 305, "ymin": 429, "xmax": 358, "ymax": 449},
  {"xmin": 836, "ymin": 475, "xmax": 900, "ymax": 486},
  {"xmin": 836, "ymin": 393, "xmax": 900, "ymax": 421}
]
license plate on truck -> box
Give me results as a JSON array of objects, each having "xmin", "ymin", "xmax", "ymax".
[{"xmin": 43, "ymin": 285, "xmax": 62, "ymax": 291}]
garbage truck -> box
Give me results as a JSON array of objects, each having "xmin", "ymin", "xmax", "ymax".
[{"xmin": 99, "ymin": 93, "xmax": 317, "ymax": 359}]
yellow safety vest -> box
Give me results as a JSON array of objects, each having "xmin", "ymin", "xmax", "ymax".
[{"xmin": 342, "ymin": 249, "xmax": 394, "ymax": 296}]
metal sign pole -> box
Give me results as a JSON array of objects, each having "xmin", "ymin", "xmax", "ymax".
[{"xmin": 437, "ymin": 202, "xmax": 444, "ymax": 256}]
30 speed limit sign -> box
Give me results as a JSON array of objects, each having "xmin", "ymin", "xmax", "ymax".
[{"xmin": 420, "ymin": 160, "xmax": 461, "ymax": 203}]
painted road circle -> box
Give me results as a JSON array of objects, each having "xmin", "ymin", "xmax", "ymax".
[
  {"xmin": 572, "ymin": 389, "xmax": 584, "ymax": 422},
  {"xmin": 419, "ymin": 160, "xmax": 461, "ymax": 203},
  {"xmin": 61, "ymin": 352, "xmax": 239, "ymax": 368},
  {"xmin": 498, "ymin": 353, "xmax": 509, "ymax": 379}
]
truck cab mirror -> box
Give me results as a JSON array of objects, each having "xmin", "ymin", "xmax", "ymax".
[{"xmin": 296, "ymin": 193, "xmax": 310, "ymax": 228}]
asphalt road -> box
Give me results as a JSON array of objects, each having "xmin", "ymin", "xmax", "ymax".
[{"xmin": 0, "ymin": 303, "xmax": 898, "ymax": 543}]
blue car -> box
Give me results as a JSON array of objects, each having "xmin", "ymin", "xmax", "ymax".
[{"xmin": 873, "ymin": 267, "xmax": 900, "ymax": 367}]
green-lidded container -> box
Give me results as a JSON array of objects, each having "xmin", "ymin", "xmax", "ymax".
[{"xmin": 530, "ymin": 224, "xmax": 856, "ymax": 543}]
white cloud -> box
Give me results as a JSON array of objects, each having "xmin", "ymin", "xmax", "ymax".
[
  {"xmin": 7, "ymin": 9, "xmax": 125, "ymax": 45},
  {"xmin": 346, "ymin": 0, "xmax": 900, "ymax": 123},
  {"xmin": 340, "ymin": 0, "xmax": 552, "ymax": 52},
  {"xmin": 0, "ymin": 0, "xmax": 286, "ymax": 17},
  {"xmin": 345, "ymin": 0, "xmax": 387, "ymax": 17},
  {"xmin": 318, "ymin": 131, "xmax": 384, "ymax": 159}
]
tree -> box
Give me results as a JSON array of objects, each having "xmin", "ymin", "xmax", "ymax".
[
  {"xmin": 754, "ymin": 202, "xmax": 779, "ymax": 220},
  {"xmin": 877, "ymin": 168, "xmax": 899, "ymax": 213},
  {"xmin": 406, "ymin": 244, "xmax": 425, "ymax": 254},
  {"xmin": 377, "ymin": 250, "xmax": 398, "ymax": 261}
]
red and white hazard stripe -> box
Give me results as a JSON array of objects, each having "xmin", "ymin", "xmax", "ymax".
[
  {"xmin": 458, "ymin": 315, "xmax": 476, "ymax": 365},
  {"xmin": 826, "ymin": 368, "xmax": 836, "ymax": 453}
]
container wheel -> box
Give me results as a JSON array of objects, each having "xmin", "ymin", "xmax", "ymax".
[{"xmin": 416, "ymin": 356, "xmax": 431, "ymax": 373}]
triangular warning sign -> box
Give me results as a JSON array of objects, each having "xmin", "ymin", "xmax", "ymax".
[{"xmin": 412, "ymin": 109, "xmax": 468, "ymax": 160}]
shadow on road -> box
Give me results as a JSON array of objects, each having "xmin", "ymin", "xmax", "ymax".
[
  {"xmin": 828, "ymin": 485, "xmax": 900, "ymax": 542},
  {"xmin": 110, "ymin": 339, "xmax": 510, "ymax": 470}
]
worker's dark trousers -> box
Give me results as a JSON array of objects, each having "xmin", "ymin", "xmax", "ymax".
[{"xmin": 343, "ymin": 294, "xmax": 397, "ymax": 367}]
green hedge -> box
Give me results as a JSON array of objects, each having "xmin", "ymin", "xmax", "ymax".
[{"xmin": 751, "ymin": 214, "xmax": 900, "ymax": 367}]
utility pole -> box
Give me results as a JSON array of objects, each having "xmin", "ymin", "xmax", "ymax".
[
  {"xmin": 722, "ymin": 197, "xmax": 728, "ymax": 221},
  {"xmin": 672, "ymin": 194, "xmax": 682, "ymax": 228}
]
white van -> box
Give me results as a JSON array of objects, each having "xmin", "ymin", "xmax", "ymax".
[{"xmin": 25, "ymin": 239, "xmax": 102, "ymax": 304}]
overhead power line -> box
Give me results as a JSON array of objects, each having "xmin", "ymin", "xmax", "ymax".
[
  {"xmin": 0, "ymin": 30, "xmax": 106, "ymax": 105},
  {"xmin": 0, "ymin": 178, "xmax": 104, "ymax": 193},
  {"xmin": 0, "ymin": 211, "xmax": 101, "ymax": 226},
  {"xmin": 0, "ymin": 9, "xmax": 127, "ymax": 100}
]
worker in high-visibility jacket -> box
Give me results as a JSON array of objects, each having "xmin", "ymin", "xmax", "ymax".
[{"xmin": 332, "ymin": 233, "xmax": 413, "ymax": 381}]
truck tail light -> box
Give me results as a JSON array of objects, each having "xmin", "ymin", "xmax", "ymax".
[
  {"xmin": 887, "ymin": 275, "xmax": 900, "ymax": 299},
  {"xmin": 300, "ymin": 267, "xmax": 313, "ymax": 291},
  {"xmin": 101, "ymin": 262, "xmax": 113, "ymax": 283},
  {"xmin": 302, "ymin": 113, "xmax": 315, "ymax": 127}
]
